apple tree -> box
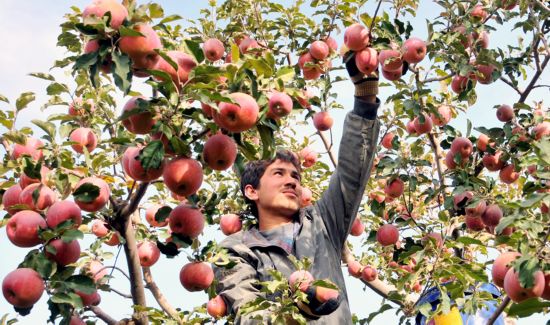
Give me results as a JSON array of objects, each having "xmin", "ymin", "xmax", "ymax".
[{"xmin": 0, "ymin": 0, "xmax": 549, "ymax": 324}]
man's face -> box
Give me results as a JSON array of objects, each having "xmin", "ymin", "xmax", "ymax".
[{"xmin": 245, "ymin": 159, "xmax": 302, "ymax": 217}]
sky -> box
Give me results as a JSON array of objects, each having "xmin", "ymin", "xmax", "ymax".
[{"xmin": 0, "ymin": 0, "xmax": 548, "ymax": 324}]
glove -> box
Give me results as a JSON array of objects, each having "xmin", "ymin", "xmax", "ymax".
[
  {"xmin": 343, "ymin": 51, "xmax": 379, "ymax": 97},
  {"xmin": 298, "ymin": 286, "xmax": 341, "ymax": 318}
]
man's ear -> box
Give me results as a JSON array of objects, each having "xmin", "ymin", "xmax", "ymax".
[{"xmin": 244, "ymin": 184, "xmax": 259, "ymax": 201}]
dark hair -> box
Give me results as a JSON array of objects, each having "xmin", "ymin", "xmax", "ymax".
[{"xmin": 240, "ymin": 150, "xmax": 302, "ymax": 218}]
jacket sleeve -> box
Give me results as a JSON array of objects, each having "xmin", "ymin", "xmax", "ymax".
[
  {"xmin": 213, "ymin": 248, "xmax": 270, "ymax": 324},
  {"xmin": 315, "ymin": 97, "xmax": 380, "ymax": 252}
]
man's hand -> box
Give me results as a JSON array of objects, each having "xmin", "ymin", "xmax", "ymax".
[
  {"xmin": 343, "ymin": 50, "xmax": 379, "ymax": 102},
  {"xmin": 297, "ymin": 286, "xmax": 341, "ymax": 318}
]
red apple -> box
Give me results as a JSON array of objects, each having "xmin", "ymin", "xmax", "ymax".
[
  {"xmin": 238, "ymin": 37, "xmax": 260, "ymax": 54},
  {"xmin": 481, "ymin": 204, "xmax": 503, "ymax": 227},
  {"xmin": 466, "ymin": 200, "xmax": 487, "ymax": 218},
  {"xmin": 431, "ymin": 105, "xmax": 452, "ymax": 127},
  {"xmin": 453, "ymin": 25, "xmax": 473, "ymax": 48},
  {"xmin": 19, "ymin": 165, "xmax": 51, "ymax": 190},
  {"xmin": 350, "ymin": 218, "xmax": 365, "ymax": 236},
  {"xmin": 312, "ymin": 111, "xmax": 333, "ymax": 131},
  {"xmin": 267, "ymin": 91, "xmax": 293, "ymax": 120},
  {"xmin": 474, "ymin": 64, "xmax": 495, "ymax": 84},
  {"xmin": 69, "ymin": 127, "xmax": 98, "ymax": 154},
  {"xmin": 512, "ymin": 126, "xmax": 529, "ymax": 143},
  {"xmin": 12, "ymin": 137, "xmax": 44, "ymax": 161},
  {"xmin": 201, "ymin": 102, "xmax": 214, "ymax": 119},
  {"xmin": 445, "ymin": 150, "xmax": 467, "ymax": 170},
  {"xmin": 289, "ymin": 270, "xmax": 314, "ymax": 292},
  {"xmin": 533, "ymin": 121, "xmax": 550, "ymax": 140},
  {"xmin": 69, "ymin": 97, "xmax": 95, "ymax": 116},
  {"xmin": 542, "ymin": 273, "xmax": 550, "ymax": 300},
  {"xmin": 70, "ymin": 315, "xmax": 86, "ymax": 325},
  {"xmin": 381, "ymin": 66, "xmax": 403, "ymax": 81},
  {"xmin": 347, "ymin": 260, "xmax": 363, "ymax": 278},
  {"xmin": 378, "ymin": 49, "xmax": 403, "ymax": 71},
  {"xmin": 73, "ymin": 177, "xmax": 110, "ymax": 212},
  {"xmin": 153, "ymin": 51, "xmax": 197, "ymax": 88},
  {"xmin": 46, "ymin": 200, "xmax": 82, "ymax": 229},
  {"xmin": 344, "ymin": 23, "xmax": 369, "ymax": 51},
  {"xmin": 355, "ymin": 47, "xmax": 378, "ymax": 75},
  {"xmin": 309, "ymin": 41, "xmax": 330, "ymax": 60},
  {"xmin": 104, "ymin": 232, "xmax": 121, "ymax": 246},
  {"xmin": 482, "ymin": 152, "xmax": 505, "ymax": 171},
  {"xmin": 472, "ymin": 30, "xmax": 490, "ymax": 49},
  {"xmin": 361, "ymin": 266, "xmax": 378, "ymax": 282},
  {"xmin": 121, "ymin": 97, "xmax": 156, "ymax": 135},
  {"xmin": 2, "ymin": 184, "xmax": 23, "ymax": 215},
  {"xmin": 179, "ymin": 262, "xmax": 214, "ymax": 292},
  {"xmin": 220, "ymin": 213, "xmax": 242, "ymax": 236},
  {"xmin": 122, "ymin": 146, "xmax": 165, "ymax": 182},
  {"xmin": 453, "ymin": 190, "xmax": 473, "ymax": 210},
  {"xmin": 465, "ymin": 215, "xmax": 486, "ymax": 231},
  {"xmin": 91, "ymin": 220, "xmax": 109, "ymax": 238},
  {"xmin": 401, "ymin": 37, "xmax": 427, "ymax": 64},
  {"xmin": 207, "ymin": 295, "xmax": 227, "ymax": 318},
  {"xmin": 213, "ymin": 92, "xmax": 259, "ymax": 133},
  {"xmin": 45, "ymin": 239, "xmax": 81, "ymax": 266},
  {"xmin": 422, "ymin": 232, "xmax": 444, "ymax": 248},
  {"xmin": 376, "ymin": 224, "xmax": 399, "ymax": 246},
  {"xmin": 2, "ymin": 268, "xmax": 44, "ymax": 308},
  {"xmin": 75, "ymin": 289, "xmax": 101, "ymax": 306},
  {"xmin": 471, "ymin": 4, "xmax": 488, "ymax": 21},
  {"xmin": 476, "ymin": 134, "xmax": 491, "ymax": 152},
  {"xmin": 504, "ymin": 268, "xmax": 545, "ymax": 303},
  {"xmin": 82, "ymin": 0, "xmax": 128, "ymax": 29},
  {"xmin": 450, "ymin": 137, "xmax": 473, "ymax": 158},
  {"xmin": 19, "ymin": 183, "xmax": 57, "ymax": 211},
  {"xmin": 145, "ymin": 204, "xmax": 169, "ymax": 227},
  {"xmin": 413, "ymin": 113, "xmax": 433, "ymax": 134},
  {"xmin": 162, "ymin": 157, "xmax": 203, "ymax": 197},
  {"xmin": 323, "ymin": 37, "xmax": 338, "ymax": 52},
  {"xmin": 6, "ymin": 210, "xmax": 47, "ymax": 247},
  {"xmin": 451, "ymin": 75, "xmax": 469, "ymax": 94},
  {"xmin": 496, "ymin": 104, "xmax": 514, "ymax": 122},
  {"xmin": 85, "ymin": 260, "xmax": 108, "ymax": 282},
  {"xmin": 384, "ymin": 178, "xmax": 404, "ymax": 198},
  {"xmin": 137, "ymin": 241, "xmax": 160, "ymax": 267},
  {"xmin": 492, "ymin": 251, "xmax": 521, "ymax": 288},
  {"xmin": 203, "ymin": 38, "xmax": 225, "ymax": 62},
  {"xmin": 118, "ymin": 24, "xmax": 161, "ymax": 71},
  {"xmin": 499, "ymin": 164, "xmax": 520, "ymax": 184},
  {"xmin": 381, "ymin": 132, "xmax": 395, "ymax": 150},
  {"xmin": 299, "ymin": 146, "xmax": 317, "ymax": 168},
  {"xmin": 406, "ymin": 120, "xmax": 418, "ymax": 136},
  {"xmin": 301, "ymin": 187, "xmax": 313, "ymax": 207},
  {"xmin": 169, "ymin": 205, "xmax": 205, "ymax": 239}
]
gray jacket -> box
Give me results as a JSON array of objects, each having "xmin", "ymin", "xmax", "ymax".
[{"xmin": 214, "ymin": 98, "xmax": 381, "ymax": 324}]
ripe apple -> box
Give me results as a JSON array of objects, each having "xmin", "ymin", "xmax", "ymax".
[
  {"xmin": 496, "ymin": 104, "xmax": 514, "ymax": 122},
  {"xmin": 453, "ymin": 190, "xmax": 473, "ymax": 210},
  {"xmin": 137, "ymin": 241, "xmax": 160, "ymax": 267},
  {"xmin": 19, "ymin": 165, "xmax": 51, "ymax": 190},
  {"xmin": 179, "ymin": 262, "xmax": 214, "ymax": 291},
  {"xmin": 355, "ymin": 47, "xmax": 378, "ymax": 75},
  {"xmin": 153, "ymin": 51, "xmax": 197, "ymax": 88},
  {"xmin": 201, "ymin": 102, "xmax": 214, "ymax": 119},
  {"xmin": 344, "ymin": 23, "xmax": 369, "ymax": 51},
  {"xmin": 471, "ymin": 4, "xmax": 488, "ymax": 21},
  {"xmin": 499, "ymin": 164, "xmax": 520, "ymax": 184},
  {"xmin": 376, "ymin": 224, "xmax": 399, "ymax": 246},
  {"xmin": 213, "ymin": 92, "xmax": 259, "ymax": 133},
  {"xmin": 492, "ymin": 251, "xmax": 521, "ymax": 288},
  {"xmin": 12, "ymin": 137, "xmax": 44, "ymax": 161},
  {"xmin": 145, "ymin": 204, "xmax": 169, "ymax": 227},
  {"xmin": 453, "ymin": 25, "xmax": 473, "ymax": 48},
  {"xmin": 302, "ymin": 67, "xmax": 322, "ymax": 80},
  {"xmin": 69, "ymin": 97, "xmax": 95, "ymax": 116},
  {"xmin": 267, "ymin": 91, "xmax": 293, "ymax": 120},
  {"xmin": 465, "ymin": 199, "xmax": 487, "ymax": 218},
  {"xmin": 46, "ymin": 200, "xmax": 82, "ymax": 229},
  {"xmin": 104, "ymin": 232, "xmax": 121, "ymax": 246},
  {"xmin": 474, "ymin": 64, "xmax": 495, "ymax": 84},
  {"xmin": 482, "ymin": 151, "xmax": 505, "ymax": 171},
  {"xmin": 122, "ymin": 146, "xmax": 164, "ymax": 182},
  {"xmin": 472, "ymin": 30, "xmax": 490, "ymax": 49},
  {"xmin": 296, "ymin": 88, "xmax": 313, "ymax": 109},
  {"xmin": 511, "ymin": 126, "xmax": 529, "ymax": 143},
  {"xmin": 75, "ymin": 289, "xmax": 101, "ymax": 306},
  {"xmin": 121, "ymin": 97, "xmax": 156, "ymax": 135},
  {"xmin": 445, "ymin": 150, "xmax": 467, "ymax": 170},
  {"xmin": 312, "ymin": 111, "xmax": 333, "ymax": 131},
  {"xmin": 542, "ymin": 273, "xmax": 550, "ymax": 300},
  {"xmin": 381, "ymin": 132, "xmax": 395, "ymax": 149},
  {"xmin": 118, "ymin": 24, "xmax": 161, "ymax": 71},
  {"xmin": 309, "ymin": 41, "xmax": 330, "ymax": 60},
  {"xmin": 465, "ymin": 215, "xmax": 486, "ymax": 231},
  {"xmin": 301, "ymin": 187, "xmax": 313, "ymax": 207},
  {"xmin": 82, "ymin": 0, "xmax": 128, "ymax": 29},
  {"xmin": 323, "ymin": 37, "xmax": 338, "ymax": 52},
  {"xmin": 6, "ymin": 210, "xmax": 47, "ymax": 247},
  {"xmin": 476, "ymin": 133, "xmax": 491, "ymax": 151},
  {"xmin": 406, "ymin": 120, "xmax": 418, "ymax": 136},
  {"xmin": 84, "ymin": 40, "xmax": 112, "ymax": 73},
  {"xmin": 401, "ymin": 37, "xmax": 427, "ymax": 64},
  {"xmin": 162, "ymin": 157, "xmax": 203, "ymax": 197},
  {"xmin": 73, "ymin": 177, "xmax": 110, "ymax": 212},
  {"xmin": 451, "ymin": 75, "xmax": 469, "ymax": 94},
  {"xmin": 384, "ymin": 178, "xmax": 404, "ymax": 198},
  {"xmin": 289, "ymin": 270, "xmax": 314, "ymax": 292},
  {"xmin": 422, "ymin": 232, "xmax": 444, "ymax": 248},
  {"xmin": 69, "ymin": 127, "xmax": 98, "ymax": 154},
  {"xmin": 378, "ymin": 49, "xmax": 403, "ymax": 71},
  {"xmin": 504, "ymin": 268, "xmax": 545, "ymax": 303},
  {"xmin": 316, "ymin": 286, "xmax": 339, "ymax": 303},
  {"xmin": 350, "ymin": 218, "xmax": 365, "ymax": 236},
  {"xmin": 347, "ymin": 260, "xmax": 363, "ymax": 278},
  {"xmin": 450, "ymin": 137, "xmax": 473, "ymax": 158},
  {"xmin": 85, "ymin": 260, "xmax": 108, "ymax": 282},
  {"xmin": 381, "ymin": 66, "xmax": 403, "ymax": 81},
  {"xmin": 533, "ymin": 121, "xmax": 550, "ymax": 140},
  {"xmin": 431, "ymin": 105, "xmax": 452, "ymax": 127},
  {"xmin": 238, "ymin": 37, "xmax": 260, "ymax": 54},
  {"xmin": 481, "ymin": 204, "xmax": 503, "ymax": 227},
  {"xmin": 91, "ymin": 220, "xmax": 109, "ymax": 238},
  {"xmin": 70, "ymin": 315, "xmax": 86, "ymax": 325},
  {"xmin": 2, "ymin": 268, "xmax": 44, "ymax": 308},
  {"xmin": 413, "ymin": 113, "xmax": 433, "ymax": 134},
  {"xmin": 207, "ymin": 295, "xmax": 227, "ymax": 318},
  {"xmin": 299, "ymin": 146, "xmax": 317, "ymax": 168},
  {"xmin": 361, "ymin": 266, "xmax": 378, "ymax": 282},
  {"xmin": 203, "ymin": 38, "xmax": 225, "ymax": 61},
  {"xmin": 19, "ymin": 183, "xmax": 57, "ymax": 211},
  {"xmin": 45, "ymin": 239, "xmax": 81, "ymax": 266},
  {"xmin": 2, "ymin": 184, "xmax": 22, "ymax": 215},
  {"xmin": 169, "ymin": 205, "xmax": 205, "ymax": 239},
  {"xmin": 219, "ymin": 213, "xmax": 242, "ymax": 236}
]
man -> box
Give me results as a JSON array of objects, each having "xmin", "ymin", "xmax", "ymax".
[{"xmin": 213, "ymin": 53, "xmax": 381, "ymax": 324}]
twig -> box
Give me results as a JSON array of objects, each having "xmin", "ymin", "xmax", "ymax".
[
  {"xmin": 368, "ymin": 0, "xmax": 384, "ymax": 41},
  {"xmin": 422, "ymin": 73, "xmax": 453, "ymax": 83},
  {"xmin": 487, "ymin": 296, "xmax": 511, "ymax": 325},
  {"xmin": 96, "ymin": 265, "xmax": 131, "ymax": 281},
  {"xmin": 518, "ymin": 55, "xmax": 549, "ymax": 103},
  {"xmin": 108, "ymin": 286, "xmax": 133, "ymax": 299},
  {"xmin": 535, "ymin": 0, "xmax": 550, "ymax": 14},
  {"xmin": 316, "ymin": 130, "xmax": 337, "ymax": 167},
  {"xmin": 143, "ymin": 267, "xmax": 184, "ymax": 324},
  {"xmin": 88, "ymin": 305, "xmax": 117, "ymax": 324},
  {"xmin": 499, "ymin": 76, "xmax": 522, "ymax": 96}
]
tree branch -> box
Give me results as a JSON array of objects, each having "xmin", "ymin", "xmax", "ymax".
[
  {"xmin": 88, "ymin": 305, "xmax": 118, "ymax": 325},
  {"xmin": 519, "ymin": 54, "xmax": 549, "ymax": 103},
  {"xmin": 487, "ymin": 296, "xmax": 510, "ymax": 325},
  {"xmin": 107, "ymin": 286, "xmax": 133, "ymax": 299},
  {"xmin": 143, "ymin": 267, "xmax": 183, "ymax": 324},
  {"xmin": 498, "ymin": 76, "xmax": 522, "ymax": 96}
]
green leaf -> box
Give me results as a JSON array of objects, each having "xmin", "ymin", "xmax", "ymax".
[
  {"xmin": 456, "ymin": 236, "xmax": 484, "ymax": 246},
  {"xmin": 29, "ymin": 72, "xmax": 55, "ymax": 81},
  {"xmin": 61, "ymin": 229, "xmax": 84, "ymax": 242},
  {"xmin": 73, "ymin": 51, "xmax": 98, "ymax": 70},
  {"xmin": 155, "ymin": 206, "xmax": 172, "ymax": 223},
  {"xmin": 275, "ymin": 66, "xmax": 295, "ymax": 82},
  {"xmin": 119, "ymin": 25, "xmax": 144, "ymax": 37},
  {"xmin": 257, "ymin": 125, "xmax": 275, "ymax": 160},
  {"xmin": 72, "ymin": 183, "xmax": 100, "ymax": 203},
  {"xmin": 138, "ymin": 140, "xmax": 165, "ymax": 170},
  {"xmin": 65, "ymin": 275, "xmax": 96, "ymax": 294},
  {"xmin": 20, "ymin": 251, "xmax": 57, "ymax": 278},
  {"xmin": 507, "ymin": 298, "xmax": 550, "ymax": 317},
  {"xmin": 111, "ymin": 51, "xmax": 132, "ymax": 94},
  {"xmin": 159, "ymin": 14, "xmax": 182, "ymax": 24},
  {"xmin": 534, "ymin": 138, "xmax": 550, "ymax": 165},
  {"xmin": 31, "ymin": 120, "xmax": 56, "ymax": 139},
  {"xmin": 148, "ymin": 3, "xmax": 164, "ymax": 18},
  {"xmin": 50, "ymin": 292, "xmax": 83, "ymax": 309},
  {"xmin": 0, "ymin": 94, "xmax": 8, "ymax": 103},
  {"xmin": 15, "ymin": 92, "xmax": 35, "ymax": 111},
  {"xmin": 183, "ymin": 39, "xmax": 204, "ymax": 63}
]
